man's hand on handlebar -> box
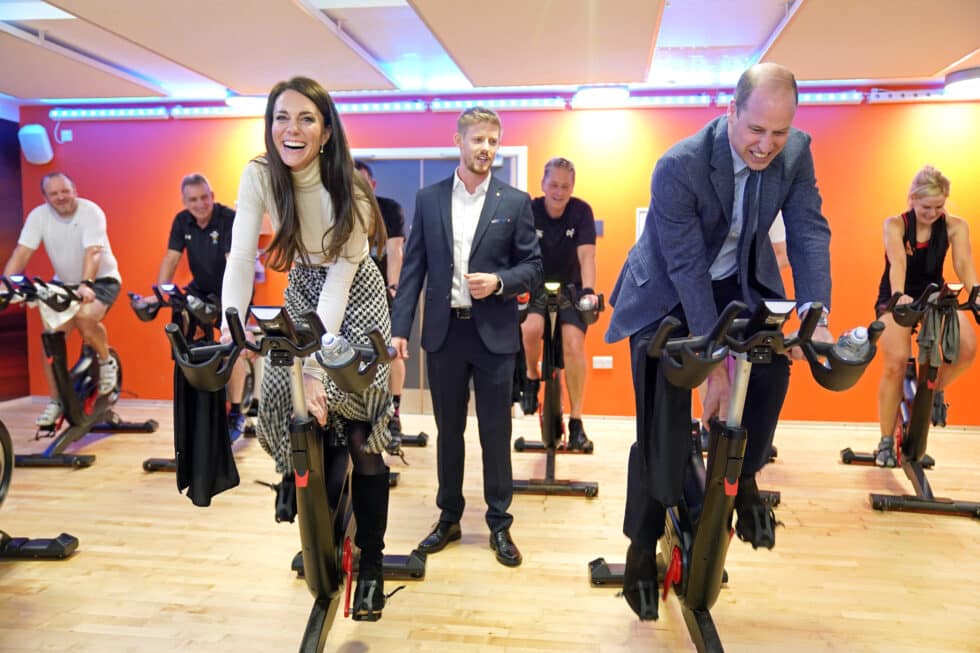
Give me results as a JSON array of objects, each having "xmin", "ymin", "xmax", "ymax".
[
  {"xmin": 701, "ymin": 364, "xmax": 731, "ymax": 427},
  {"xmin": 77, "ymin": 284, "xmax": 96, "ymax": 304},
  {"xmin": 391, "ymin": 336, "xmax": 410, "ymax": 360},
  {"xmin": 792, "ymin": 324, "xmax": 834, "ymax": 360},
  {"xmin": 303, "ymin": 373, "xmax": 329, "ymax": 426}
]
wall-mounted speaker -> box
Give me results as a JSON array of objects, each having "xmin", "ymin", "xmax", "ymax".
[{"xmin": 18, "ymin": 124, "xmax": 54, "ymax": 165}]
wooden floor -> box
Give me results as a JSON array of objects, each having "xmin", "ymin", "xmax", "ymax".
[{"xmin": 1, "ymin": 396, "xmax": 978, "ymax": 653}]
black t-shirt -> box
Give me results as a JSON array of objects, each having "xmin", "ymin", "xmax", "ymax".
[
  {"xmin": 166, "ymin": 203, "xmax": 235, "ymax": 297},
  {"xmin": 372, "ymin": 195, "xmax": 405, "ymax": 285},
  {"xmin": 531, "ymin": 196, "xmax": 596, "ymax": 287}
]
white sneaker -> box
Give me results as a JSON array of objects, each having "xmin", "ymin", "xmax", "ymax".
[
  {"xmin": 98, "ymin": 356, "xmax": 119, "ymax": 395},
  {"xmin": 36, "ymin": 400, "xmax": 63, "ymax": 427}
]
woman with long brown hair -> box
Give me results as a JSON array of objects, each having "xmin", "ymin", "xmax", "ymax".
[{"xmin": 222, "ymin": 76, "xmax": 392, "ymax": 621}]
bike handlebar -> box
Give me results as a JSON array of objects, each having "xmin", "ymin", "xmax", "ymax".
[
  {"xmin": 131, "ymin": 284, "xmax": 219, "ymax": 327},
  {"xmin": 801, "ymin": 320, "xmax": 885, "ymax": 391},
  {"xmin": 880, "ymin": 283, "xmax": 941, "ymax": 328},
  {"xmin": 646, "ymin": 300, "xmax": 879, "ymax": 392},
  {"xmin": 169, "ymin": 306, "xmax": 392, "ymax": 395},
  {"xmin": 1, "ymin": 275, "xmax": 82, "ymax": 312},
  {"xmin": 645, "ymin": 301, "xmax": 744, "ymax": 389}
]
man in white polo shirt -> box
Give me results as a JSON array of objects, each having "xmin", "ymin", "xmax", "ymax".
[{"xmin": 3, "ymin": 172, "xmax": 122, "ymax": 427}]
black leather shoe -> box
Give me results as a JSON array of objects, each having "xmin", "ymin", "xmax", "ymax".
[
  {"xmin": 489, "ymin": 529, "xmax": 522, "ymax": 567},
  {"xmin": 417, "ymin": 521, "xmax": 461, "ymax": 554},
  {"xmin": 567, "ymin": 418, "xmax": 594, "ymax": 453}
]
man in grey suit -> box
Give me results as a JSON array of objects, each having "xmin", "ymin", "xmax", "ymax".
[
  {"xmin": 390, "ymin": 107, "xmax": 541, "ymax": 567},
  {"xmin": 605, "ymin": 63, "xmax": 833, "ymax": 620}
]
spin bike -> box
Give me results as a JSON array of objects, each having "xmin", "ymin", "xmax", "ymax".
[
  {"xmin": 1, "ymin": 275, "xmax": 158, "ymax": 468},
  {"xmin": 841, "ymin": 283, "xmax": 980, "ymax": 518},
  {"xmin": 168, "ymin": 306, "xmax": 425, "ymax": 652},
  {"xmin": 130, "ymin": 284, "xmax": 255, "ymax": 472},
  {"xmin": 514, "ymin": 283, "xmax": 604, "ymax": 456},
  {"xmin": 0, "ymin": 419, "xmax": 78, "ymax": 559},
  {"xmin": 512, "ymin": 282, "xmax": 599, "ymax": 498},
  {"xmin": 590, "ymin": 300, "xmax": 881, "ymax": 652}
]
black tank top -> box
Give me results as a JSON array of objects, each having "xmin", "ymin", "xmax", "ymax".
[{"xmin": 875, "ymin": 210, "xmax": 948, "ymax": 308}]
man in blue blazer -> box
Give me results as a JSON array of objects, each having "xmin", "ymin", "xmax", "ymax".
[
  {"xmin": 605, "ymin": 63, "xmax": 833, "ymax": 619},
  {"xmin": 391, "ymin": 107, "xmax": 541, "ymax": 567}
]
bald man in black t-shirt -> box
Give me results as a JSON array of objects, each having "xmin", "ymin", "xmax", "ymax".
[{"xmin": 520, "ymin": 157, "xmax": 598, "ymax": 451}]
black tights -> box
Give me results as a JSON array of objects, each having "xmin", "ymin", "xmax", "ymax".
[{"xmin": 347, "ymin": 419, "xmax": 386, "ymax": 476}]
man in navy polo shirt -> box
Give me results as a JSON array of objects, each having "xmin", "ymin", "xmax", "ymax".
[{"xmin": 153, "ymin": 173, "xmax": 247, "ymax": 439}]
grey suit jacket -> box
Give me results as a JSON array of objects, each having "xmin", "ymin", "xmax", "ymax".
[
  {"xmin": 606, "ymin": 115, "xmax": 831, "ymax": 342},
  {"xmin": 390, "ymin": 174, "xmax": 541, "ymax": 354}
]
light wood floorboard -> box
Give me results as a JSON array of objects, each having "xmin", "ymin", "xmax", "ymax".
[{"xmin": 1, "ymin": 396, "xmax": 978, "ymax": 652}]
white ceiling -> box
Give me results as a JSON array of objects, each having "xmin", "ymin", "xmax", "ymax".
[{"xmin": 0, "ymin": 0, "xmax": 977, "ymax": 111}]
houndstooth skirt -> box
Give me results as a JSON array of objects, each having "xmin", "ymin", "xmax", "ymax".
[{"xmin": 256, "ymin": 258, "xmax": 393, "ymax": 473}]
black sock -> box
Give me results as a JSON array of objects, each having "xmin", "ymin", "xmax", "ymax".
[
  {"xmin": 230, "ymin": 403, "xmax": 241, "ymax": 416},
  {"xmin": 569, "ymin": 417, "xmax": 583, "ymax": 429}
]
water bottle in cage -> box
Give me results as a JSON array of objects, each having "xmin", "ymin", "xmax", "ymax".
[
  {"xmin": 320, "ymin": 333, "xmax": 356, "ymax": 367},
  {"xmin": 833, "ymin": 326, "xmax": 870, "ymax": 362}
]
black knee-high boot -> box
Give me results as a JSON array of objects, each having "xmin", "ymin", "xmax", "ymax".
[{"xmin": 351, "ymin": 469, "xmax": 389, "ymax": 621}]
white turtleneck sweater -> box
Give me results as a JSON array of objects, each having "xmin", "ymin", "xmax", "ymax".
[{"xmin": 223, "ymin": 158, "xmax": 370, "ymax": 377}]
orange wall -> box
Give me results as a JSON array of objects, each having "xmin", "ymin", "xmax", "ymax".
[{"xmin": 16, "ymin": 100, "xmax": 980, "ymax": 423}]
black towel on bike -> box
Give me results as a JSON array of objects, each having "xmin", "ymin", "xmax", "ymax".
[{"xmin": 173, "ymin": 363, "xmax": 239, "ymax": 507}]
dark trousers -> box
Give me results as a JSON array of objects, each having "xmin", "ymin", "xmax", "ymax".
[
  {"xmin": 427, "ymin": 314, "xmax": 516, "ymax": 532},
  {"xmin": 623, "ymin": 276, "xmax": 790, "ymax": 547}
]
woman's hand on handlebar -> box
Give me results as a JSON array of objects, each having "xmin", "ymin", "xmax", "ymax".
[
  {"xmin": 701, "ymin": 364, "xmax": 730, "ymax": 428},
  {"xmin": 895, "ymin": 293, "xmax": 914, "ymax": 307},
  {"xmin": 392, "ymin": 336, "xmax": 410, "ymax": 360},
  {"xmin": 303, "ymin": 373, "xmax": 329, "ymax": 426}
]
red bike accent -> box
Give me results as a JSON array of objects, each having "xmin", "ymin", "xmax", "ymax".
[
  {"xmin": 83, "ymin": 392, "xmax": 97, "ymax": 415},
  {"xmin": 663, "ymin": 545, "xmax": 683, "ymax": 600},
  {"xmin": 342, "ymin": 537, "xmax": 354, "ymax": 618},
  {"xmin": 295, "ymin": 470, "xmax": 309, "ymax": 488},
  {"xmin": 724, "ymin": 477, "xmax": 738, "ymax": 496}
]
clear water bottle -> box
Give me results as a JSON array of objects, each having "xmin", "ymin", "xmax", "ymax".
[
  {"xmin": 577, "ymin": 295, "xmax": 596, "ymax": 312},
  {"xmin": 320, "ymin": 333, "xmax": 356, "ymax": 367},
  {"xmin": 834, "ymin": 326, "xmax": 870, "ymax": 362}
]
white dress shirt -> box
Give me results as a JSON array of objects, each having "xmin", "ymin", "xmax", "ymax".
[{"xmin": 450, "ymin": 170, "xmax": 490, "ymax": 308}]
